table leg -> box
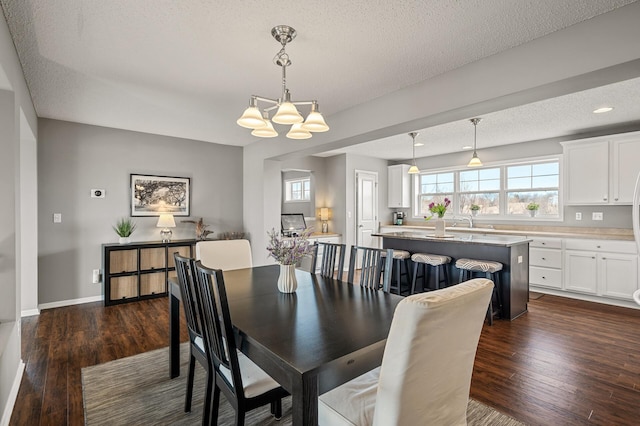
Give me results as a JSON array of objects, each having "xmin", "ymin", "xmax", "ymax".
[
  {"xmin": 169, "ymin": 290, "xmax": 180, "ymax": 378},
  {"xmin": 292, "ymin": 374, "xmax": 318, "ymax": 426}
]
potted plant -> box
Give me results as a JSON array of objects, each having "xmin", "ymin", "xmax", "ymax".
[
  {"xmin": 266, "ymin": 228, "xmax": 314, "ymax": 293},
  {"xmin": 113, "ymin": 218, "xmax": 137, "ymax": 244},
  {"xmin": 470, "ymin": 204, "xmax": 481, "ymax": 216},
  {"xmin": 526, "ymin": 202, "xmax": 539, "ymax": 217}
]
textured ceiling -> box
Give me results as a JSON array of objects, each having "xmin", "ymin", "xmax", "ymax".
[{"xmin": 1, "ymin": 0, "xmax": 638, "ymax": 152}]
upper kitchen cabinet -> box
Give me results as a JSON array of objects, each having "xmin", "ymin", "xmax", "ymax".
[
  {"xmin": 388, "ymin": 164, "xmax": 411, "ymax": 208},
  {"xmin": 562, "ymin": 133, "xmax": 640, "ymax": 205}
]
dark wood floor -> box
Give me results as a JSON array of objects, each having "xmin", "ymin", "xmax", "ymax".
[{"xmin": 10, "ymin": 292, "xmax": 640, "ymax": 425}]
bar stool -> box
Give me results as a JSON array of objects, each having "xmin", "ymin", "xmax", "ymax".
[
  {"xmin": 381, "ymin": 249, "xmax": 412, "ymax": 295},
  {"xmin": 410, "ymin": 253, "xmax": 451, "ymax": 294},
  {"xmin": 455, "ymin": 258, "xmax": 503, "ymax": 325}
]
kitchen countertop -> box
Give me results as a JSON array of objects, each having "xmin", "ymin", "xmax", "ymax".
[
  {"xmin": 373, "ymin": 231, "xmax": 531, "ymax": 247},
  {"xmin": 381, "ymin": 223, "xmax": 634, "ymax": 241}
]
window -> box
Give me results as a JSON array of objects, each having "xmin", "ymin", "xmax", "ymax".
[
  {"xmin": 506, "ymin": 162, "xmax": 559, "ymax": 216},
  {"xmin": 417, "ymin": 172, "xmax": 454, "ymax": 216},
  {"xmin": 458, "ymin": 168, "xmax": 500, "ymax": 215},
  {"xmin": 285, "ymin": 178, "xmax": 311, "ymax": 202},
  {"xmin": 414, "ymin": 158, "xmax": 561, "ymax": 219}
]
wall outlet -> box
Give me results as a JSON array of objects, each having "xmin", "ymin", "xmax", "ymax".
[
  {"xmin": 53, "ymin": 213, "xmax": 62, "ymax": 223},
  {"xmin": 575, "ymin": 212, "xmax": 582, "ymax": 220},
  {"xmin": 592, "ymin": 212, "xmax": 604, "ymax": 221},
  {"xmin": 92, "ymin": 269, "xmax": 101, "ymax": 284}
]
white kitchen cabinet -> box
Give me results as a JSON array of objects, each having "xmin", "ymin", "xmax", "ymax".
[
  {"xmin": 563, "ymin": 140, "xmax": 609, "ymax": 205},
  {"xmin": 529, "ymin": 237, "xmax": 563, "ymax": 290},
  {"xmin": 564, "ymin": 238, "xmax": 638, "ymax": 300},
  {"xmin": 610, "ymin": 138, "xmax": 640, "ymax": 203},
  {"xmin": 388, "ymin": 164, "xmax": 411, "ymax": 208},
  {"xmin": 563, "ymin": 133, "xmax": 640, "ymax": 205},
  {"xmin": 564, "ymin": 250, "xmax": 598, "ymax": 294}
]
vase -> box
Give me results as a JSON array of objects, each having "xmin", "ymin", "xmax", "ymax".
[
  {"xmin": 528, "ymin": 210, "xmax": 537, "ymax": 217},
  {"xmin": 118, "ymin": 237, "xmax": 131, "ymax": 244},
  {"xmin": 434, "ymin": 218, "xmax": 446, "ymax": 237},
  {"xmin": 471, "ymin": 210, "xmax": 479, "ymax": 217},
  {"xmin": 277, "ymin": 264, "xmax": 298, "ymax": 293}
]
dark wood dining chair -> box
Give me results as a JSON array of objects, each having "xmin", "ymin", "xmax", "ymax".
[
  {"xmin": 310, "ymin": 241, "xmax": 346, "ymax": 279},
  {"xmin": 347, "ymin": 246, "xmax": 393, "ymax": 292},
  {"xmin": 173, "ymin": 254, "xmax": 212, "ymax": 420},
  {"xmin": 192, "ymin": 260, "xmax": 289, "ymax": 425}
]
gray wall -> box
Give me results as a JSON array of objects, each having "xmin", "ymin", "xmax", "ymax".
[
  {"xmin": 281, "ymin": 170, "xmax": 314, "ymax": 218},
  {"xmin": 0, "ymin": 4, "xmax": 39, "ymax": 420},
  {"xmin": 38, "ymin": 119, "xmax": 244, "ymax": 305}
]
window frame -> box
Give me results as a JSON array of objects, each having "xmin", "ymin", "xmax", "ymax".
[
  {"xmin": 412, "ymin": 155, "xmax": 563, "ymax": 221},
  {"xmin": 284, "ymin": 177, "xmax": 311, "ymax": 203}
]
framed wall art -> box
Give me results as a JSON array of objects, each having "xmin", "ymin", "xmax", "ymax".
[{"xmin": 130, "ymin": 174, "xmax": 190, "ymax": 217}]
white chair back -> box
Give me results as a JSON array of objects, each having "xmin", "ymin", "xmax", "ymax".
[
  {"xmin": 373, "ymin": 278, "xmax": 493, "ymax": 426},
  {"xmin": 195, "ymin": 239, "xmax": 252, "ymax": 271}
]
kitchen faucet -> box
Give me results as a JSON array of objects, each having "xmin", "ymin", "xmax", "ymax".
[{"xmin": 452, "ymin": 215, "xmax": 473, "ymax": 228}]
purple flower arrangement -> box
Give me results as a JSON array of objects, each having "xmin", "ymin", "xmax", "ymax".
[
  {"xmin": 427, "ymin": 197, "xmax": 451, "ymax": 218},
  {"xmin": 266, "ymin": 228, "xmax": 314, "ymax": 265}
]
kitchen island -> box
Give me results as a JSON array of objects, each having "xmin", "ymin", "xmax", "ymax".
[{"xmin": 374, "ymin": 231, "xmax": 531, "ymax": 320}]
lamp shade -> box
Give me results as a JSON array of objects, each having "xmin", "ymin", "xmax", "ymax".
[
  {"xmin": 251, "ymin": 118, "xmax": 278, "ymax": 138},
  {"xmin": 156, "ymin": 214, "xmax": 176, "ymax": 228},
  {"xmin": 408, "ymin": 165, "xmax": 420, "ymax": 174},
  {"xmin": 302, "ymin": 110, "xmax": 329, "ymax": 132},
  {"xmin": 237, "ymin": 106, "xmax": 266, "ymax": 129},
  {"xmin": 467, "ymin": 153, "xmax": 483, "ymax": 167},
  {"xmin": 273, "ymin": 101, "xmax": 303, "ymax": 124},
  {"xmin": 320, "ymin": 207, "xmax": 330, "ymax": 221},
  {"xmin": 286, "ymin": 122, "xmax": 312, "ymax": 139}
]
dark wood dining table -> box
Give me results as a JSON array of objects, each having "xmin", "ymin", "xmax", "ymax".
[{"xmin": 168, "ymin": 264, "xmax": 404, "ymax": 426}]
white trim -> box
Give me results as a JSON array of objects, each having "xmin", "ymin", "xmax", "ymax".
[
  {"xmin": 0, "ymin": 360, "xmax": 25, "ymax": 426},
  {"xmin": 20, "ymin": 308, "xmax": 39, "ymax": 318},
  {"xmin": 38, "ymin": 295, "xmax": 103, "ymax": 311},
  {"xmin": 530, "ymin": 286, "xmax": 640, "ymax": 310}
]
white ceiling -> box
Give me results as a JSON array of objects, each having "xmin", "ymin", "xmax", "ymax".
[{"xmin": 1, "ymin": 0, "xmax": 639, "ymax": 156}]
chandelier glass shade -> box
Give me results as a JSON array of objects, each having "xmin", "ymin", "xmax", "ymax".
[
  {"xmin": 237, "ymin": 25, "xmax": 329, "ymax": 139},
  {"xmin": 407, "ymin": 132, "xmax": 420, "ymax": 174},
  {"xmin": 467, "ymin": 118, "xmax": 483, "ymax": 167}
]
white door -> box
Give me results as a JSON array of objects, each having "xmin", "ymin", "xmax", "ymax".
[{"xmin": 356, "ymin": 171, "xmax": 378, "ymax": 248}]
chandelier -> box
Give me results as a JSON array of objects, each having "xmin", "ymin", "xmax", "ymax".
[{"xmin": 237, "ymin": 25, "xmax": 329, "ymax": 139}]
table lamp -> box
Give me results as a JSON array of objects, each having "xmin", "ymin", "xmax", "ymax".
[
  {"xmin": 157, "ymin": 214, "xmax": 176, "ymax": 242},
  {"xmin": 320, "ymin": 208, "xmax": 330, "ymax": 233}
]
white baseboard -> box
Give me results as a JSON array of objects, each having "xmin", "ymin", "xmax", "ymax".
[
  {"xmin": 38, "ymin": 295, "xmax": 103, "ymax": 311},
  {"xmin": 530, "ymin": 286, "xmax": 640, "ymax": 310},
  {"xmin": 0, "ymin": 359, "xmax": 25, "ymax": 426},
  {"xmin": 20, "ymin": 308, "xmax": 40, "ymax": 318}
]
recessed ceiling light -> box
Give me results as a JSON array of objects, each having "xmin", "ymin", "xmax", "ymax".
[
  {"xmin": 414, "ymin": 142, "xmax": 424, "ymax": 147},
  {"xmin": 462, "ymin": 145, "xmax": 473, "ymax": 150},
  {"xmin": 593, "ymin": 107, "xmax": 614, "ymax": 114}
]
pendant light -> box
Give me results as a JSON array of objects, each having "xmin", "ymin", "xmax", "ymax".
[
  {"xmin": 467, "ymin": 118, "xmax": 483, "ymax": 167},
  {"xmin": 408, "ymin": 132, "xmax": 420, "ymax": 174}
]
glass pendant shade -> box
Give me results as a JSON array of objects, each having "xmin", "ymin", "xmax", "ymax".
[
  {"xmin": 251, "ymin": 119, "xmax": 278, "ymax": 138},
  {"xmin": 467, "ymin": 118, "xmax": 483, "ymax": 167},
  {"xmin": 286, "ymin": 122, "xmax": 312, "ymax": 139},
  {"xmin": 302, "ymin": 111, "xmax": 329, "ymax": 132},
  {"xmin": 467, "ymin": 152, "xmax": 483, "ymax": 167},
  {"xmin": 407, "ymin": 132, "xmax": 420, "ymax": 174},
  {"xmin": 408, "ymin": 165, "xmax": 420, "ymax": 174},
  {"xmin": 237, "ymin": 106, "xmax": 266, "ymax": 129},
  {"xmin": 273, "ymin": 102, "xmax": 303, "ymax": 124}
]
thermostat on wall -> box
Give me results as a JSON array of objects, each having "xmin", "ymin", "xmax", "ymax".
[{"xmin": 91, "ymin": 189, "xmax": 105, "ymax": 198}]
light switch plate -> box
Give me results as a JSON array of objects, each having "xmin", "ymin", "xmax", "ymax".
[
  {"xmin": 53, "ymin": 213, "xmax": 62, "ymax": 223},
  {"xmin": 592, "ymin": 212, "xmax": 604, "ymax": 221},
  {"xmin": 575, "ymin": 212, "xmax": 582, "ymax": 220}
]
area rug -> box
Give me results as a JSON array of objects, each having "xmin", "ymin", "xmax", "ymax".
[{"xmin": 82, "ymin": 344, "xmax": 524, "ymax": 425}]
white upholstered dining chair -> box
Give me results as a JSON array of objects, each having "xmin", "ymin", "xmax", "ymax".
[
  {"xmin": 195, "ymin": 239, "xmax": 253, "ymax": 271},
  {"xmin": 318, "ymin": 278, "xmax": 494, "ymax": 426}
]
